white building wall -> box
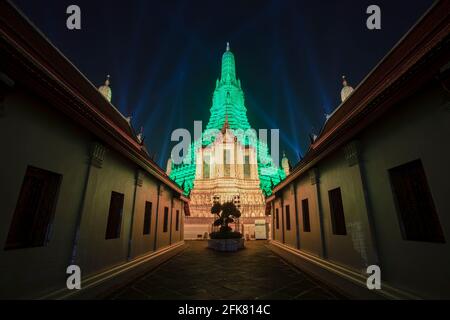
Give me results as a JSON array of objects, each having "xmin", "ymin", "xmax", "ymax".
[
  {"xmin": 359, "ymin": 83, "xmax": 450, "ymax": 298},
  {"xmin": 0, "ymin": 86, "xmax": 186, "ymax": 299},
  {"xmin": 268, "ymin": 80, "xmax": 450, "ymax": 298}
]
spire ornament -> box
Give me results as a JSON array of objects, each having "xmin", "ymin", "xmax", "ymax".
[
  {"xmin": 221, "ymin": 43, "xmax": 236, "ymax": 83},
  {"xmin": 340, "ymin": 74, "xmax": 354, "ymax": 102},
  {"xmin": 98, "ymin": 74, "xmax": 112, "ymax": 102},
  {"xmin": 137, "ymin": 126, "xmax": 145, "ymax": 145},
  {"xmin": 281, "ymin": 151, "xmax": 290, "ymax": 176}
]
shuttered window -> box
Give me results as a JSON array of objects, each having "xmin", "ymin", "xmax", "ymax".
[
  {"xmin": 163, "ymin": 207, "xmax": 169, "ymax": 232},
  {"xmin": 302, "ymin": 199, "xmax": 311, "ymax": 232},
  {"xmin": 285, "ymin": 205, "xmax": 291, "ymax": 230},
  {"xmin": 389, "ymin": 159, "xmax": 445, "ymax": 243},
  {"xmin": 328, "ymin": 188, "xmax": 347, "ymax": 235},
  {"xmin": 105, "ymin": 191, "xmax": 124, "ymax": 239},
  {"xmin": 5, "ymin": 166, "xmax": 62, "ymax": 250},
  {"xmin": 275, "ymin": 208, "xmax": 279, "ymax": 229},
  {"xmin": 143, "ymin": 201, "xmax": 152, "ymax": 235}
]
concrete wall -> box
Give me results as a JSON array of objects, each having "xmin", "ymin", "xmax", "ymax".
[
  {"xmin": 0, "ymin": 88, "xmax": 90, "ymax": 298},
  {"xmin": 172, "ymin": 198, "xmax": 184, "ymax": 244},
  {"xmin": 130, "ymin": 174, "xmax": 159, "ymax": 258},
  {"xmin": 0, "ymin": 86, "xmax": 186, "ymax": 299},
  {"xmin": 359, "ymin": 83, "xmax": 450, "ymax": 298},
  {"xmin": 155, "ymin": 185, "xmax": 171, "ymax": 250},
  {"xmin": 269, "ymin": 80, "xmax": 450, "ymax": 298},
  {"xmin": 76, "ymin": 148, "xmax": 137, "ymax": 276},
  {"xmin": 280, "ymin": 186, "xmax": 297, "ymax": 249},
  {"xmin": 316, "ymin": 151, "xmax": 375, "ymax": 272},
  {"xmin": 184, "ymin": 223, "xmax": 210, "ymax": 240},
  {"xmin": 295, "ymin": 175, "xmax": 323, "ymax": 257}
]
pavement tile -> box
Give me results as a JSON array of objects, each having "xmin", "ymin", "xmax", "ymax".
[{"xmin": 111, "ymin": 241, "xmax": 345, "ymax": 300}]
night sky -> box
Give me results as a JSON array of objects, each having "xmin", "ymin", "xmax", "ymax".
[{"xmin": 13, "ymin": 0, "xmax": 434, "ymax": 167}]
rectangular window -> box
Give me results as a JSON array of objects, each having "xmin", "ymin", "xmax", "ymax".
[
  {"xmin": 163, "ymin": 207, "xmax": 169, "ymax": 232},
  {"xmin": 302, "ymin": 199, "xmax": 311, "ymax": 232},
  {"xmin": 105, "ymin": 191, "xmax": 124, "ymax": 239},
  {"xmin": 328, "ymin": 188, "xmax": 347, "ymax": 235},
  {"xmin": 244, "ymin": 155, "xmax": 250, "ymax": 178},
  {"xmin": 203, "ymin": 155, "xmax": 210, "ymax": 179},
  {"xmin": 143, "ymin": 201, "xmax": 152, "ymax": 235},
  {"xmin": 272, "ymin": 207, "xmax": 276, "ymax": 236},
  {"xmin": 223, "ymin": 150, "xmax": 231, "ymax": 177},
  {"xmin": 175, "ymin": 210, "xmax": 180, "ymax": 231},
  {"xmin": 285, "ymin": 205, "xmax": 291, "ymax": 230},
  {"xmin": 5, "ymin": 166, "xmax": 62, "ymax": 250},
  {"xmin": 275, "ymin": 208, "xmax": 279, "ymax": 229},
  {"xmin": 389, "ymin": 159, "xmax": 445, "ymax": 243}
]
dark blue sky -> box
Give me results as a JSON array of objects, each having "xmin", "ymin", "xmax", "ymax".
[{"xmin": 14, "ymin": 0, "xmax": 433, "ymax": 167}]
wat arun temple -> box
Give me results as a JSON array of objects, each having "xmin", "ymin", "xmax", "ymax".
[{"xmin": 167, "ymin": 43, "xmax": 290, "ymax": 240}]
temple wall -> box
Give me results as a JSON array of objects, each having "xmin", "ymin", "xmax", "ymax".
[
  {"xmin": 154, "ymin": 185, "xmax": 172, "ymax": 250},
  {"xmin": 280, "ymin": 186, "xmax": 297, "ymax": 249},
  {"xmin": 295, "ymin": 175, "xmax": 323, "ymax": 257},
  {"xmin": 0, "ymin": 89, "xmax": 90, "ymax": 298},
  {"xmin": 0, "ymin": 85, "xmax": 186, "ymax": 299},
  {"xmin": 268, "ymin": 80, "xmax": 450, "ymax": 298},
  {"xmin": 315, "ymin": 150, "xmax": 375, "ymax": 271},
  {"xmin": 76, "ymin": 144, "xmax": 137, "ymax": 276},
  {"xmin": 129, "ymin": 173, "xmax": 159, "ymax": 258},
  {"xmin": 359, "ymin": 83, "xmax": 450, "ymax": 298}
]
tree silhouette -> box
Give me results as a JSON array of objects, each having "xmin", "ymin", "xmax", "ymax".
[{"xmin": 211, "ymin": 201, "xmax": 241, "ymax": 233}]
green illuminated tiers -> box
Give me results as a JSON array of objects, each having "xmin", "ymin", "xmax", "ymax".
[
  {"xmin": 206, "ymin": 42, "xmax": 251, "ymax": 132},
  {"xmin": 170, "ymin": 43, "xmax": 286, "ymax": 196}
]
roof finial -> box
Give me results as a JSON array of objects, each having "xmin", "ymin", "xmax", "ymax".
[
  {"xmin": 137, "ymin": 126, "xmax": 144, "ymax": 144},
  {"xmin": 98, "ymin": 74, "xmax": 112, "ymax": 102},
  {"xmin": 340, "ymin": 74, "xmax": 354, "ymax": 102},
  {"xmin": 226, "ymin": 42, "xmax": 230, "ymax": 51}
]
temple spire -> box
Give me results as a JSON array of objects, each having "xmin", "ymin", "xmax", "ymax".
[
  {"xmin": 221, "ymin": 42, "xmax": 236, "ymax": 83},
  {"xmin": 206, "ymin": 43, "xmax": 251, "ymax": 132}
]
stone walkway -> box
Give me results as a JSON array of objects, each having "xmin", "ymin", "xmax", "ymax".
[{"xmin": 110, "ymin": 241, "xmax": 344, "ymax": 300}]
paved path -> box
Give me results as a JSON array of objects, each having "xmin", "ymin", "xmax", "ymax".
[{"xmin": 110, "ymin": 241, "xmax": 343, "ymax": 300}]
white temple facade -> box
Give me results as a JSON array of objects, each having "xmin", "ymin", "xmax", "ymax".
[
  {"xmin": 184, "ymin": 122, "xmax": 269, "ymax": 240},
  {"xmin": 169, "ymin": 43, "xmax": 287, "ymax": 240}
]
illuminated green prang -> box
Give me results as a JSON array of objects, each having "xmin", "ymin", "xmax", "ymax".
[{"xmin": 169, "ymin": 43, "xmax": 285, "ymax": 196}]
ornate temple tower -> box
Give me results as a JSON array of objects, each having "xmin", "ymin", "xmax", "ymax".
[{"xmin": 168, "ymin": 43, "xmax": 286, "ymax": 240}]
